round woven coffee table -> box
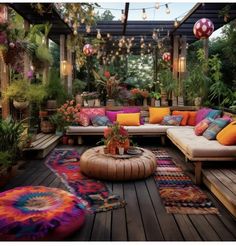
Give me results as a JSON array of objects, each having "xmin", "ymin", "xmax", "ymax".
[{"xmin": 80, "ymin": 146, "xmax": 156, "ymax": 181}]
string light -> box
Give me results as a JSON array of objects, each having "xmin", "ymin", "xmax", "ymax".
[
  {"xmin": 120, "ymin": 9, "xmax": 125, "ymax": 23},
  {"xmin": 174, "ymin": 18, "xmax": 179, "ymax": 27},
  {"xmin": 73, "ymin": 30, "xmax": 78, "ymax": 35},
  {"xmin": 96, "ymin": 29, "xmax": 101, "ymax": 39},
  {"xmin": 86, "ymin": 25, "xmax": 91, "ymax": 33},
  {"xmin": 165, "ymin": 4, "xmax": 170, "ymax": 14},
  {"xmin": 107, "ymin": 33, "xmax": 111, "ymax": 38},
  {"xmin": 142, "ymin": 8, "xmax": 147, "ymax": 20},
  {"xmin": 155, "ymin": 3, "xmax": 160, "ymax": 9}
]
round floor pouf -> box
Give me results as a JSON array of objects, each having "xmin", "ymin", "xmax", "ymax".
[{"xmin": 0, "ymin": 186, "xmax": 85, "ymax": 240}]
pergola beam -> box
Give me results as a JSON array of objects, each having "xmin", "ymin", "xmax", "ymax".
[{"xmin": 122, "ymin": 2, "xmax": 129, "ymax": 36}]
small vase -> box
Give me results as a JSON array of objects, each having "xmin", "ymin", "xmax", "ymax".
[
  {"xmin": 143, "ymin": 98, "xmax": 148, "ymax": 106},
  {"xmin": 118, "ymin": 147, "xmax": 124, "ymax": 155},
  {"xmin": 94, "ymin": 98, "xmax": 101, "ymax": 107},
  {"xmin": 68, "ymin": 138, "xmax": 74, "ymax": 145}
]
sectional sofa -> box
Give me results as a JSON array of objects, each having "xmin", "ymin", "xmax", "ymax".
[{"xmin": 66, "ymin": 106, "xmax": 236, "ymax": 184}]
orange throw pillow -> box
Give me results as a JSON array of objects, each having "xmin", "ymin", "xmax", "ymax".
[
  {"xmin": 216, "ymin": 121, "xmax": 236, "ymax": 145},
  {"xmin": 117, "ymin": 113, "xmax": 140, "ymax": 126},
  {"xmin": 149, "ymin": 107, "xmax": 170, "ymax": 124},
  {"xmin": 172, "ymin": 111, "xmax": 189, "ymax": 126},
  {"xmin": 187, "ymin": 111, "xmax": 197, "ymax": 126}
]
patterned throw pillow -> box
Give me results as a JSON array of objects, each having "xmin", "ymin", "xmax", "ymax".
[
  {"xmin": 194, "ymin": 118, "xmax": 213, "ymax": 136},
  {"xmin": 161, "ymin": 115, "xmax": 183, "ymax": 126},
  {"xmin": 172, "ymin": 111, "xmax": 189, "ymax": 126},
  {"xmin": 91, "ymin": 115, "xmax": 111, "ymax": 126},
  {"xmin": 203, "ymin": 118, "xmax": 230, "ymax": 140},
  {"xmin": 80, "ymin": 108, "xmax": 105, "ymax": 118},
  {"xmin": 78, "ymin": 112, "xmax": 90, "ymax": 127}
]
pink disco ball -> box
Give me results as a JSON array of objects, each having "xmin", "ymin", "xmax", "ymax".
[
  {"xmin": 83, "ymin": 44, "xmax": 93, "ymax": 56},
  {"xmin": 193, "ymin": 18, "xmax": 214, "ymax": 39},
  {"xmin": 162, "ymin": 52, "xmax": 171, "ymax": 62}
]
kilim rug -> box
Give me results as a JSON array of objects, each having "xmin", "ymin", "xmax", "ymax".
[
  {"xmin": 45, "ymin": 149, "xmax": 126, "ymax": 213},
  {"xmin": 152, "ymin": 149, "xmax": 219, "ymax": 214}
]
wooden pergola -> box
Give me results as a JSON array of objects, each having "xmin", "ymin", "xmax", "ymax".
[{"xmin": 1, "ymin": 2, "xmax": 236, "ymax": 118}]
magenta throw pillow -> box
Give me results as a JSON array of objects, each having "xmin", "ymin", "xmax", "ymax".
[
  {"xmin": 195, "ymin": 108, "xmax": 212, "ymax": 124},
  {"xmin": 106, "ymin": 110, "xmax": 124, "ymax": 123}
]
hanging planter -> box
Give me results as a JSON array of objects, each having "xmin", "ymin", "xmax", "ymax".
[{"xmin": 13, "ymin": 100, "xmax": 29, "ymax": 110}]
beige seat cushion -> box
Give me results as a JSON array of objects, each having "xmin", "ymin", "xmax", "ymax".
[{"xmin": 167, "ymin": 127, "xmax": 236, "ymax": 159}]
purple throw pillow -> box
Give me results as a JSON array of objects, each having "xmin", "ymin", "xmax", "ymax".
[
  {"xmin": 106, "ymin": 110, "xmax": 124, "ymax": 123},
  {"xmin": 195, "ymin": 108, "xmax": 212, "ymax": 124}
]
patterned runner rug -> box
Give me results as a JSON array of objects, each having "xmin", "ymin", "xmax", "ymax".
[
  {"xmin": 45, "ymin": 149, "xmax": 126, "ymax": 213},
  {"xmin": 152, "ymin": 149, "xmax": 219, "ymax": 214}
]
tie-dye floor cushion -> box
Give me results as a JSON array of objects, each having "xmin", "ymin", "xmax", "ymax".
[{"xmin": 0, "ymin": 186, "xmax": 85, "ymax": 240}]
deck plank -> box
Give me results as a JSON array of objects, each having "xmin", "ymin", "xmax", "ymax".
[
  {"xmin": 111, "ymin": 183, "xmax": 127, "ymax": 241},
  {"xmin": 135, "ymin": 180, "xmax": 164, "ymax": 241},
  {"xmin": 123, "ymin": 182, "xmax": 146, "ymax": 241}
]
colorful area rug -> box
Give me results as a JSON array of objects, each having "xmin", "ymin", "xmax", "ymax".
[
  {"xmin": 152, "ymin": 149, "xmax": 219, "ymax": 214},
  {"xmin": 45, "ymin": 149, "xmax": 126, "ymax": 213}
]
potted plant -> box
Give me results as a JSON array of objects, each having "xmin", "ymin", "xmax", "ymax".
[
  {"xmin": 46, "ymin": 68, "xmax": 66, "ymax": 109},
  {"xmin": 4, "ymin": 75, "xmax": 47, "ymax": 110},
  {"xmin": 49, "ymin": 113, "xmax": 67, "ymax": 136},
  {"xmin": 0, "ymin": 151, "xmax": 13, "ymax": 187},
  {"xmin": 150, "ymin": 91, "xmax": 161, "ymax": 107},
  {"xmin": 72, "ymin": 78, "xmax": 87, "ymax": 104},
  {"xmin": 159, "ymin": 69, "xmax": 178, "ymax": 106},
  {"xmin": 81, "ymin": 91, "xmax": 99, "ymax": 107}
]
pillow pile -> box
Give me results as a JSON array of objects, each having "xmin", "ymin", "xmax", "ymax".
[
  {"xmin": 91, "ymin": 115, "xmax": 111, "ymax": 126},
  {"xmin": 79, "ymin": 108, "xmax": 106, "ymax": 126},
  {"xmin": 195, "ymin": 108, "xmax": 212, "ymax": 124},
  {"xmin": 106, "ymin": 110, "xmax": 124, "ymax": 123},
  {"xmin": 149, "ymin": 107, "xmax": 170, "ymax": 124}
]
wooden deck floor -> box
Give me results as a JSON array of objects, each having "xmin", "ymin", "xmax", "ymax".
[{"xmin": 1, "ymin": 141, "xmax": 236, "ymax": 241}]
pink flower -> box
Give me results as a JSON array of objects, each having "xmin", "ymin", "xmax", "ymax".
[{"xmin": 70, "ymin": 100, "xmax": 74, "ymax": 105}]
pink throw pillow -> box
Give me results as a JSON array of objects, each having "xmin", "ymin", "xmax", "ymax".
[
  {"xmin": 80, "ymin": 108, "xmax": 105, "ymax": 118},
  {"xmin": 106, "ymin": 110, "xmax": 124, "ymax": 123},
  {"xmin": 195, "ymin": 108, "xmax": 212, "ymax": 124},
  {"xmin": 194, "ymin": 118, "xmax": 213, "ymax": 136},
  {"xmin": 78, "ymin": 113, "xmax": 90, "ymax": 126}
]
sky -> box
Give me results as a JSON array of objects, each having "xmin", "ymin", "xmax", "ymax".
[{"xmin": 95, "ymin": 2, "xmax": 223, "ymax": 39}]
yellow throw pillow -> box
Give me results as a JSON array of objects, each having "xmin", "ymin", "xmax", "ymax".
[
  {"xmin": 216, "ymin": 121, "xmax": 236, "ymax": 145},
  {"xmin": 117, "ymin": 113, "xmax": 140, "ymax": 126},
  {"xmin": 149, "ymin": 107, "xmax": 170, "ymax": 124}
]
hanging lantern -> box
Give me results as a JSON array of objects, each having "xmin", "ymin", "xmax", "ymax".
[
  {"xmin": 83, "ymin": 44, "xmax": 93, "ymax": 56},
  {"xmin": 193, "ymin": 18, "xmax": 214, "ymax": 39},
  {"xmin": 162, "ymin": 52, "xmax": 171, "ymax": 62}
]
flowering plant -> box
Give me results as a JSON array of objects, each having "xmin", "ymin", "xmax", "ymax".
[
  {"xmin": 103, "ymin": 123, "xmax": 130, "ymax": 154},
  {"xmin": 130, "ymin": 88, "xmax": 149, "ymax": 99},
  {"xmin": 57, "ymin": 99, "xmax": 81, "ymax": 123}
]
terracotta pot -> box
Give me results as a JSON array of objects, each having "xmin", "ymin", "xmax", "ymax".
[
  {"xmin": 40, "ymin": 121, "xmax": 54, "ymax": 133},
  {"xmin": 39, "ymin": 111, "xmax": 48, "ymax": 117}
]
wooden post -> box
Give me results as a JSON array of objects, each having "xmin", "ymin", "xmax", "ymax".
[
  {"xmin": 0, "ymin": 62, "xmax": 10, "ymax": 119},
  {"xmin": 203, "ymin": 38, "xmax": 209, "ymax": 60},
  {"xmin": 66, "ymin": 35, "xmax": 72, "ymax": 96},
  {"xmin": 60, "ymin": 34, "xmax": 66, "ymax": 89},
  {"xmin": 194, "ymin": 161, "xmax": 202, "ymax": 185},
  {"xmin": 42, "ymin": 37, "xmax": 49, "ymax": 84},
  {"xmin": 23, "ymin": 20, "xmax": 30, "ymax": 80}
]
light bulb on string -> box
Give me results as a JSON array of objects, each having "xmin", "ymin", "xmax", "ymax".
[
  {"xmin": 81, "ymin": 18, "xmax": 85, "ymax": 23},
  {"xmin": 140, "ymin": 36, "xmax": 144, "ymax": 43},
  {"xmin": 142, "ymin": 8, "xmax": 147, "ymax": 20},
  {"xmin": 121, "ymin": 9, "xmax": 125, "ymax": 23},
  {"xmin": 86, "ymin": 25, "xmax": 91, "ymax": 33},
  {"xmin": 155, "ymin": 3, "xmax": 160, "ymax": 9},
  {"xmin": 174, "ymin": 18, "xmax": 179, "ymax": 27},
  {"xmin": 73, "ymin": 30, "xmax": 78, "ymax": 35},
  {"xmin": 107, "ymin": 33, "xmax": 111, "ymax": 38},
  {"xmin": 96, "ymin": 29, "xmax": 101, "ymax": 39},
  {"xmin": 165, "ymin": 4, "xmax": 170, "ymax": 14}
]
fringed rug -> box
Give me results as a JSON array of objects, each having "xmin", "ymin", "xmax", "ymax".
[
  {"xmin": 45, "ymin": 149, "xmax": 126, "ymax": 213},
  {"xmin": 153, "ymin": 149, "xmax": 219, "ymax": 215}
]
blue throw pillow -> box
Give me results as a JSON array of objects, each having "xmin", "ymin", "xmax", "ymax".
[
  {"xmin": 91, "ymin": 115, "xmax": 111, "ymax": 126},
  {"xmin": 205, "ymin": 109, "xmax": 222, "ymax": 119},
  {"xmin": 161, "ymin": 115, "xmax": 183, "ymax": 126},
  {"xmin": 203, "ymin": 118, "xmax": 230, "ymax": 140}
]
